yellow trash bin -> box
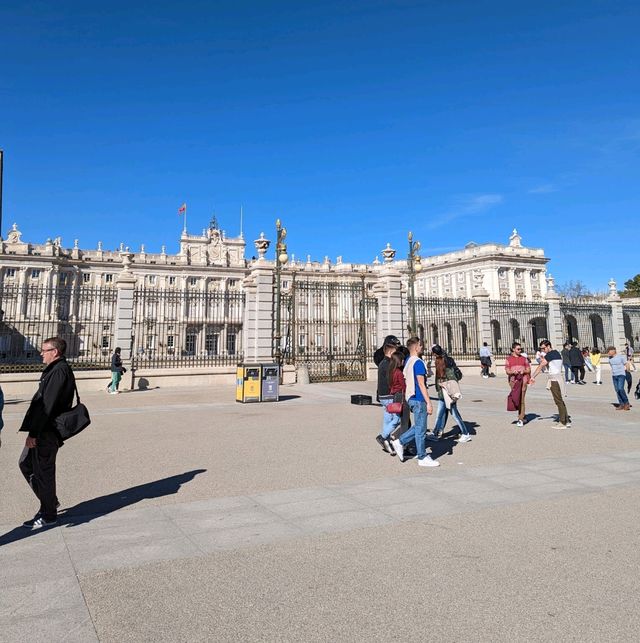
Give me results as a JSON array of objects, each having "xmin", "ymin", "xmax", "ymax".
[{"xmin": 236, "ymin": 364, "xmax": 262, "ymax": 403}]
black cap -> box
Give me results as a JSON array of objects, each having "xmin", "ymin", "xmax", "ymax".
[
  {"xmin": 431, "ymin": 344, "xmax": 444, "ymax": 356},
  {"xmin": 383, "ymin": 335, "xmax": 401, "ymax": 348}
]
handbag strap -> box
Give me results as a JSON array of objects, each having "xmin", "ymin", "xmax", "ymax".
[{"xmin": 73, "ymin": 379, "xmax": 81, "ymax": 405}]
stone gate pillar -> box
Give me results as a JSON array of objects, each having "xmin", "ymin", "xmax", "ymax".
[
  {"xmin": 242, "ymin": 259, "xmax": 275, "ymax": 363},
  {"xmin": 371, "ymin": 253, "xmax": 404, "ymax": 345},
  {"xmin": 473, "ymin": 289, "xmax": 492, "ymax": 350},
  {"xmin": 114, "ymin": 252, "xmax": 136, "ymax": 361},
  {"xmin": 545, "ymin": 276, "xmax": 563, "ymax": 349},
  {"xmin": 607, "ymin": 279, "xmax": 626, "ymax": 350}
]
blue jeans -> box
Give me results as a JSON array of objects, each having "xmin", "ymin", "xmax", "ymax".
[
  {"xmin": 380, "ymin": 398, "xmax": 401, "ymax": 438},
  {"xmin": 613, "ymin": 375, "xmax": 629, "ymax": 405},
  {"xmin": 407, "ymin": 398, "xmax": 427, "ymax": 459},
  {"xmin": 563, "ymin": 364, "xmax": 573, "ymax": 382},
  {"xmin": 433, "ymin": 399, "xmax": 468, "ymax": 435}
]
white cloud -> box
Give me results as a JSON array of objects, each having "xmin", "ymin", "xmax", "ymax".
[
  {"xmin": 426, "ymin": 194, "xmax": 503, "ymax": 229},
  {"xmin": 528, "ymin": 183, "xmax": 558, "ymax": 194}
]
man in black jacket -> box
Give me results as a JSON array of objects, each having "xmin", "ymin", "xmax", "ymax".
[
  {"xmin": 19, "ymin": 336, "xmax": 75, "ymax": 529},
  {"xmin": 568, "ymin": 342, "xmax": 586, "ymax": 385}
]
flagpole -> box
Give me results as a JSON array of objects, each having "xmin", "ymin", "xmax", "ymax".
[
  {"xmin": 239, "ymin": 205, "xmax": 243, "ymax": 238},
  {"xmin": 183, "ymin": 204, "xmax": 187, "ymax": 234}
]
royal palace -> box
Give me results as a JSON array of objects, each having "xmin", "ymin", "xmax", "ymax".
[{"xmin": 0, "ymin": 219, "xmax": 638, "ymax": 384}]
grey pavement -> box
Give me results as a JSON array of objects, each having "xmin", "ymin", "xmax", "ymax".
[{"xmin": 1, "ymin": 373, "xmax": 639, "ymax": 641}]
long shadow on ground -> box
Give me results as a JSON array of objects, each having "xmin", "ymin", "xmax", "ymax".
[{"xmin": 0, "ymin": 469, "xmax": 206, "ymax": 547}]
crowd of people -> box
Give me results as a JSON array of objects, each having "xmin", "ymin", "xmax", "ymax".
[
  {"xmin": 374, "ymin": 334, "xmax": 636, "ymax": 467},
  {"xmin": 374, "ymin": 335, "xmax": 469, "ymax": 468}
]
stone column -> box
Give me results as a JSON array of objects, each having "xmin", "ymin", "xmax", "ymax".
[
  {"xmin": 607, "ymin": 279, "xmax": 626, "ymax": 350},
  {"xmin": 242, "ymin": 261, "xmax": 275, "ymax": 362},
  {"xmin": 473, "ymin": 290, "xmax": 492, "ymax": 350},
  {"xmin": 371, "ymin": 263, "xmax": 404, "ymax": 343},
  {"xmin": 114, "ymin": 252, "xmax": 136, "ymax": 362},
  {"xmin": 545, "ymin": 276, "xmax": 563, "ymax": 348}
]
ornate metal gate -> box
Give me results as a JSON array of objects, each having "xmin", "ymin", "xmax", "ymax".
[{"xmin": 279, "ymin": 278, "xmax": 377, "ymax": 382}]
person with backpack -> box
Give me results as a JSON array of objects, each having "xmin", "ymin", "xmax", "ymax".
[
  {"xmin": 431, "ymin": 344, "xmax": 472, "ymax": 443},
  {"xmin": 109, "ymin": 347, "xmax": 126, "ymax": 394},
  {"xmin": 19, "ymin": 337, "xmax": 75, "ymax": 529}
]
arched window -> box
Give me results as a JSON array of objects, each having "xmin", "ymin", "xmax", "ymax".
[
  {"xmin": 491, "ymin": 320, "xmax": 501, "ymax": 352},
  {"xmin": 510, "ymin": 318, "xmax": 521, "ymax": 341}
]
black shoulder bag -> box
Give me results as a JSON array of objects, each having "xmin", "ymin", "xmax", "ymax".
[{"xmin": 54, "ymin": 382, "xmax": 91, "ymax": 441}]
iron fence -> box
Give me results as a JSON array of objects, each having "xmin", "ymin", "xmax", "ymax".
[
  {"xmin": 560, "ymin": 302, "xmax": 614, "ymax": 350},
  {"xmin": 488, "ymin": 300, "xmax": 549, "ymax": 356},
  {"xmin": 280, "ymin": 278, "xmax": 378, "ymax": 382},
  {"xmin": 131, "ymin": 288, "xmax": 245, "ymax": 368},
  {"xmin": 622, "ymin": 304, "xmax": 640, "ymax": 348},
  {"xmin": 410, "ymin": 297, "xmax": 478, "ymax": 359},
  {"xmin": 0, "ymin": 285, "xmax": 116, "ymax": 371}
]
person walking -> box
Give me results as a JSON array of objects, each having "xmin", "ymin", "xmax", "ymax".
[
  {"xmin": 395, "ymin": 337, "xmax": 439, "ymax": 467},
  {"xmin": 19, "ymin": 337, "xmax": 75, "ymax": 529},
  {"xmin": 590, "ymin": 347, "xmax": 602, "ymax": 385},
  {"xmin": 505, "ymin": 341, "xmax": 531, "ymax": 427},
  {"xmin": 375, "ymin": 341, "xmax": 403, "ymax": 455},
  {"xmin": 561, "ymin": 343, "xmax": 574, "ymax": 383},
  {"xmin": 623, "ymin": 344, "xmax": 634, "ymax": 394},
  {"xmin": 607, "ymin": 346, "xmax": 631, "ymax": 411},
  {"xmin": 109, "ymin": 347, "xmax": 125, "ymax": 394},
  {"xmin": 479, "ymin": 342, "xmax": 492, "ymax": 379},
  {"xmin": 431, "ymin": 344, "xmax": 472, "ymax": 442},
  {"xmin": 530, "ymin": 341, "xmax": 572, "ymax": 429},
  {"xmin": 569, "ymin": 342, "xmax": 586, "ymax": 385}
]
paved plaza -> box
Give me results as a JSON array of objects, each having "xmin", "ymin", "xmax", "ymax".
[{"xmin": 1, "ymin": 372, "xmax": 639, "ymax": 642}]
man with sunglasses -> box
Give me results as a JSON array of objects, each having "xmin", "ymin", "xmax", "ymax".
[{"xmin": 19, "ymin": 337, "xmax": 76, "ymax": 529}]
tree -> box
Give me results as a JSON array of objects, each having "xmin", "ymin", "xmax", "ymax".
[
  {"xmin": 556, "ymin": 280, "xmax": 592, "ymax": 299},
  {"xmin": 621, "ymin": 274, "xmax": 640, "ymax": 298}
]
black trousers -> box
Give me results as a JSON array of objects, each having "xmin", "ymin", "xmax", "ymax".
[
  {"xmin": 571, "ymin": 366, "xmax": 585, "ymax": 382},
  {"xmin": 19, "ymin": 431, "xmax": 59, "ymax": 521}
]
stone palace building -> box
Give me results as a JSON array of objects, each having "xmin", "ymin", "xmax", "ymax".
[{"xmin": 0, "ymin": 219, "xmax": 637, "ymax": 385}]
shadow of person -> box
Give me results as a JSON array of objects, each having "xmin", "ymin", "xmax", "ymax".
[{"xmin": 0, "ymin": 469, "xmax": 206, "ymax": 547}]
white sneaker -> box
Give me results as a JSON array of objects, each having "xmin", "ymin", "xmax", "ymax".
[
  {"xmin": 457, "ymin": 434, "xmax": 472, "ymax": 443},
  {"xmin": 391, "ymin": 439, "xmax": 404, "ymax": 462},
  {"xmin": 418, "ymin": 456, "xmax": 440, "ymax": 467},
  {"xmin": 516, "ymin": 420, "xmax": 524, "ymax": 427}
]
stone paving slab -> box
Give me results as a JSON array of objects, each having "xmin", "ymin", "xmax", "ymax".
[{"xmin": 1, "ymin": 377, "xmax": 639, "ymax": 641}]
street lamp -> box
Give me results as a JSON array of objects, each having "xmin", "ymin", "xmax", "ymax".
[
  {"xmin": 274, "ymin": 219, "xmax": 288, "ymax": 371},
  {"xmin": 407, "ymin": 231, "xmax": 422, "ymax": 336}
]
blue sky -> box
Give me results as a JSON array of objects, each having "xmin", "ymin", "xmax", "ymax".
[{"xmin": 1, "ymin": 0, "xmax": 638, "ymax": 291}]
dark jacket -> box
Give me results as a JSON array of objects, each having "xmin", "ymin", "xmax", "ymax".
[
  {"xmin": 20, "ymin": 358, "xmax": 75, "ymax": 439},
  {"xmin": 111, "ymin": 352, "xmax": 124, "ymax": 373},
  {"xmin": 568, "ymin": 346, "xmax": 585, "ymax": 367}
]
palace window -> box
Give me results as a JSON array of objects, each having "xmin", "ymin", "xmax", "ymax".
[
  {"xmin": 226, "ymin": 332, "xmax": 236, "ymax": 355},
  {"xmin": 5, "ymin": 268, "xmax": 15, "ymax": 278},
  {"xmin": 168, "ymin": 276, "xmax": 176, "ymax": 285},
  {"xmin": 31, "ymin": 269, "xmax": 41, "ymax": 279},
  {"xmin": 105, "ymin": 274, "xmax": 114, "ymax": 283},
  {"xmin": 82, "ymin": 273, "xmax": 91, "ymax": 283}
]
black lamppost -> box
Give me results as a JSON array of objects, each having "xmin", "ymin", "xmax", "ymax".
[
  {"xmin": 407, "ymin": 231, "xmax": 422, "ymax": 336},
  {"xmin": 274, "ymin": 218, "xmax": 288, "ymax": 369}
]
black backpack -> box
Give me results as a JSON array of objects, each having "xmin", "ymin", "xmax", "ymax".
[{"xmin": 445, "ymin": 355, "xmax": 463, "ymax": 381}]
